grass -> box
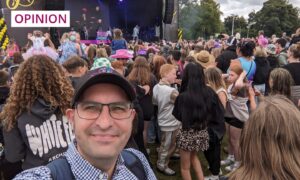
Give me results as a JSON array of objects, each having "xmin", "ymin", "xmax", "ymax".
[{"xmin": 148, "ymin": 135, "xmax": 229, "ymax": 179}]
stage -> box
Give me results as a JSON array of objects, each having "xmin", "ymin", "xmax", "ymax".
[{"xmin": 1, "ymin": 0, "xmax": 165, "ymax": 46}]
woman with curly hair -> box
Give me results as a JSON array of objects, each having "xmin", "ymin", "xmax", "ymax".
[{"xmin": 0, "ymin": 55, "xmax": 74, "ymax": 171}]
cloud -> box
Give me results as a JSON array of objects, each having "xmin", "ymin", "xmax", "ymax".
[{"xmin": 217, "ymin": 0, "xmax": 300, "ymax": 20}]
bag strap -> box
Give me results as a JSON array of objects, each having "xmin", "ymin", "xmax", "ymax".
[
  {"xmin": 47, "ymin": 156, "xmax": 75, "ymax": 180},
  {"xmin": 121, "ymin": 149, "xmax": 146, "ymax": 180}
]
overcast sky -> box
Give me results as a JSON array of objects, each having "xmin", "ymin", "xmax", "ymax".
[{"xmin": 217, "ymin": 0, "xmax": 300, "ymax": 20}]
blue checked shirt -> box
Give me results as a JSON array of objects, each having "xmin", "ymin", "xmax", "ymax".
[{"xmin": 13, "ymin": 141, "xmax": 157, "ymax": 180}]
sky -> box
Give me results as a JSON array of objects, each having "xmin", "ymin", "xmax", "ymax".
[{"xmin": 216, "ymin": 0, "xmax": 300, "ymax": 20}]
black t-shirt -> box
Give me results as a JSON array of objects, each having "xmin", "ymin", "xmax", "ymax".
[{"xmin": 283, "ymin": 63, "xmax": 300, "ymax": 86}]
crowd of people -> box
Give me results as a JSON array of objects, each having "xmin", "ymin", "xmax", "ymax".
[{"xmin": 0, "ymin": 26, "xmax": 300, "ymax": 180}]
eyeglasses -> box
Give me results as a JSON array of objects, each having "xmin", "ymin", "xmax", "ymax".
[{"xmin": 76, "ymin": 101, "xmax": 134, "ymax": 120}]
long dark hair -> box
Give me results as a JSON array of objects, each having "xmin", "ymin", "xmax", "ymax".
[{"xmin": 178, "ymin": 63, "xmax": 223, "ymax": 130}]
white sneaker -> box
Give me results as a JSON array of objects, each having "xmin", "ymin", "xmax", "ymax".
[
  {"xmin": 225, "ymin": 161, "xmax": 240, "ymax": 172},
  {"xmin": 221, "ymin": 155, "xmax": 234, "ymax": 166},
  {"xmin": 204, "ymin": 175, "xmax": 219, "ymax": 180}
]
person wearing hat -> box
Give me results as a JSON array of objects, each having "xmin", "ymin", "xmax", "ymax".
[
  {"xmin": 13, "ymin": 67, "xmax": 157, "ymax": 180},
  {"xmin": 216, "ymin": 37, "xmax": 238, "ymax": 73},
  {"xmin": 265, "ymin": 44, "xmax": 280, "ymax": 95},
  {"xmin": 194, "ymin": 50, "xmax": 215, "ymax": 69}
]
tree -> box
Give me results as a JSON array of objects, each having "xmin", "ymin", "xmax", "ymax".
[
  {"xmin": 224, "ymin": 15, "xmax": 247, "ymax": 37},
  {"xmin": 249, "ymin": 0, "xmax": 300, "ymax": 37},
  {"xmin": 179, "ymin": 0, "xmax": 222, "ymax": 39}
]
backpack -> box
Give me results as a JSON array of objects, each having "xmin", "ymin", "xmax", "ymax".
[{"xmin": 47, "ymin": 149, "xmax": 146, "ymax": 180}]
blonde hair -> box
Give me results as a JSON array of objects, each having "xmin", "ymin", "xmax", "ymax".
[
  {"xmin": 230, "ymin": 95, "xmax": 300, "ymax": 180},
  {"xmin": 160, "ymin": 64, "xmax": 176, "ymax": 79},
  {"xmin": 114, "ymin": 29, "xmax": 123, "ymax": 39},
  {"xmin": 211, "ymin": 47, "xmax": 222, "ymax": 59},
  {"xmin": 255, "ymin": 46, "xmax": 267, "ymax": 57},
  {"xmin": 205, "ymin": 67, "xmax": 226, "ymax": 92}
]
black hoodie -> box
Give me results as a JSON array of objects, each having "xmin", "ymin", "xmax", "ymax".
[{"xmin": 3, "ymin": 98, "xmax": 74, "ymax": 170}]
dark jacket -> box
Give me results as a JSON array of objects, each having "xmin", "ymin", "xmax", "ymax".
[
  {"xmin": 290, "ymin": 35, "xmax": 300, "ymax": 47},
  {"xmin": 253, "ymin": 57, "xmax": 271, "ymax": 85},
  {"xmin": 3, "ymin": 98, "xmax": 74, "ymax": 170},
  {"xmin": 216, "ymin": 46, "xmax": 238, "ymax": 73}
]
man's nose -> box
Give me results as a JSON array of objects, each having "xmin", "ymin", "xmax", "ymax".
[{"xmin": 94, "ymin": 105, "xmax": 113, "ymax": 129}]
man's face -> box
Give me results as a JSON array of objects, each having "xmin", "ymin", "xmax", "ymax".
[{"xmin": 66, "ymin": 83, "xmax": 135, "ymax": 161}]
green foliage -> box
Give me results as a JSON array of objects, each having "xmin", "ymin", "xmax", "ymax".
[
  {"xmin": 224, "ymin": 15, "xmax": 247, "ymax": 37},
  {"xmin": 179, "ymin": 0, "xmax": 222, "ymax": 39},
  {"xmin": 248, "ymin": 0, "xmax": 300, "ymax": 37}
]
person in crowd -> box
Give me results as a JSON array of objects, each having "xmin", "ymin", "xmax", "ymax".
[
  {"xmin": 227, "ymin": 95, "xmax": 300, "ymax": 180},
  {"xmin": 205, "ymin": 67, "xmax": 227, "ymax": 180},
  {"xmin": 13, "ymin": 66, "xmax": 156, "ymax": 180},
  {"xmin": 133, "ymin": 25, "xmax": 140, "ymax": 42},
  {"xmin": 257, "ymin": 30, "xmax": 268, "ymax": 48},
  {"xmin": 183, "ymin": 56, "xmax": 197, "ymax": 68},
  {"xmin": 269, "ymin": 68, "xmax": 293, "ymax": 99},
  {"xmin": 216, "ymin": 37, "xmax": 238, "ymax": 73},
  {"xmin": 222, "ymin": 61, "xmax": 256, "ymax": 172},
  {"xmin": 6, "ymin": 39, "xmax": 19, "ymax": 58},
  {"xmin": 171, "ymin": 50, "xmax": 183, "ymax": 78},
  {"xmin": 266, "ymin": 44, "xmax": 279, "ymax": 69},
  {"xmin": 194, "ymin": 50, "xmax": 216, "ymax": 70},
  {"xmin": 86, "ymin": 45, "xmax": 97, "ymax": 68},
  {"xmin": 127, "ymin": 57, "xmax": 156, "ymax": 155},
  {"xmin": 58, "ymin": 33, "xmax": 79, "ymax": 64},
  {"xmin": 283, "ymin": 42, "xmax": 300, "ymax": 106},
  {"xmin": 153, "ymin": 64, "xmax": 180, "ymax": 176},
  {"xmin": 0, "ymin": 70, "xmax": 23, "ymax": 179},
  {"xmin": 0, "ymin": 55, "xmax": 74, "ymax": 171},
  {"xmin": 253, "ymin": 46, "xmax": 270, "ymax": 96},
  {"xmin": 206, "ymin": 67, "xmax": 228, "ymax": 108},
  {"xmin": 111, "ymin": 49, "xmax": 133, "ymax": 76},
  {"xmin": 289, "ymin": 27, "xmax": 300, "ymax": 46},
  {"xmin": 12, "ymin": 52, "xmax": 24, "ymax": 65},
  {"xmin": 151, "ymin": 55, "xmax": 166, "ymax": 81},
  {"xmin": 211, "ymin": 47, "xmax": 222, "ymax": 59},
  {"xmin": 23, "ymin": 31, "xmax": 58, "ymax": 61},
  {"xmin": 232, "ymin": 41, "xmax": 256, "ymax": 82},
  {"xmin": 111, "ymin": 60, "xmax": 125, "ymax": 76},
  {"xmin": 62, "ymin": 56, "xmax": 89, "ymax": 88},
  {"xmin": 275, "ymin": 38, "xmax": 288, "ymax": 66},
  {"xmin": 111, "ymin": 29, "xmax": 127, "ymax": 54},
  {"xmin": 265, "ymin": 44, "xmax": 280, "ymax": 95},
  {"xmin": 173, "ymin": 63, "xmax": 224, "ymax": 180}
]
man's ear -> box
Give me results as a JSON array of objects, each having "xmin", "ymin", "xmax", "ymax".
[{"xmin": 66, "ymin": 109, "xmax": 75, "ymax": 128}]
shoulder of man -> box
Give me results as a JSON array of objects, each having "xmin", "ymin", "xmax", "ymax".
[
  {"xmin": 123, "ymin": 148, "xmax": 157, "ymax": 180},
  {"xmin": 13, "ymin": 166, "xmax": 52, "ymax": 180}
]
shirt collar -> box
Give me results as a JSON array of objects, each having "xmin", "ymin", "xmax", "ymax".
[{"xmin": 65, "ymin": 141, "xmax": 126, "ymax": 179}]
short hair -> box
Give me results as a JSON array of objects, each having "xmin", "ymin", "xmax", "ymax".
[
  {"xmin": 160, "ymin": 64, "xmax": 176, "ymax": 78},
  {"xmin": 276, "ymin": 38, "xmax": 287, "ymax": 48},
  {"xmin": 0, "ymin": 70, "xmax": 9, "ymax": 86},
  {"xmin": 255, "ymin": 46, "xmax": 267, "ymax": 58},
  {"xmin": 63, "ymin": 56, "xmax": 88, "ymax": 74}
]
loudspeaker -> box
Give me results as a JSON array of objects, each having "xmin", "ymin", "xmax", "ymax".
[
  {"xmin": 163, "ymin": 0, "xmax": 174, "ymax": 24},
  {"xmin": 45, "ymin": 0, "xmax": 65, "ymax": 10}
]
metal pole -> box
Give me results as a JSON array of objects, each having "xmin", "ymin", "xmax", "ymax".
[{"xmin": 231, "ymin": 16, "xmax": 235, "ymax": 36}]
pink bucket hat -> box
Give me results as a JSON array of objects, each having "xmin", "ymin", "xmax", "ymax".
[{"xmin": 111, "ymin": 49, "xmax": 133, "ymax": 59}]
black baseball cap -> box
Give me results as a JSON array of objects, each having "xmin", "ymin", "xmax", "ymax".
[{"xmin": 72, "ymin": 67, "xmax": 136, "ymax": 107}]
